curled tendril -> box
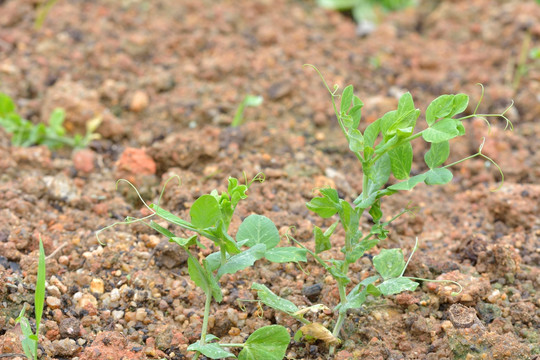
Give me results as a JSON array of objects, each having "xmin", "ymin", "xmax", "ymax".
[
  {"xmin": 476, "ymin": 138, "xmax": 505, "ymax": 192},
  {"xmin": 95, "ymin": 176, "xmax": 182, "ymax": 246},
  {"xmin": 402, "ymin": 238, "xmax": 464, "ymax": 296},
  {"xmin": 471, "ymin": 83, "xmax": 514, "ymax": 133},
  {"xmin": 303, "ymin": 64, "xmax": 340, "ymax": 97},
  {"xmin": 248, "ymin": 172, "xmax": 266, "ymax": 187}
]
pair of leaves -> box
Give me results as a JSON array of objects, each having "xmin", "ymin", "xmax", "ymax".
[
  {"xmin": 372, "ymin": 248, "xmax": 418, "ymax": 296},
  {"xmin": 236, "ymin": 214, "xmax": 307, "ymax": 264},
  {"xmin": 187, "ymin": 325, "xmax": 289, "ymax": 360}
]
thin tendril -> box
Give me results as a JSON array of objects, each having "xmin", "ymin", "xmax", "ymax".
[
  {"xmin": 96, "ymin": 176, "xmax": 182, "ymax": 245},
  {"xmin": 400, "ymin": 237, "xmax": 418, "ymax": 277}
]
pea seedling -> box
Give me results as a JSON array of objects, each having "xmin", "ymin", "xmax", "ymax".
[
  {"xmin": 252, "ymin": 65, "xmax": 512, "ymax": 355},
  {"xmin": 0, "ymin": 93, "xmax": 100, "ymax": 150},
  {"xmin": 97, "ymin": 175, "xmax": 306, "ymax": 359},
  {"xmin": 15, "ymin": 238, "xmax": 46, "ymax": 360}
]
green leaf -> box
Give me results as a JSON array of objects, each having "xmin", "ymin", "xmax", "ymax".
[
  {"xmin": 364, "ymin": 118, "xmax": 380, "ymax": 148},
  {"xmin": 387, "ymin": 173, "xmax": 427, "ymax": 191},
  {"xmin": 265, "ymin": 247, "xmax": 307, "ymax": 263},
  {"xmin": 48, "ymin": 108, "xmax": 65, "ymax": 134},
  {"xmin": 424, "ymin": 141, "xmax": 450, "ymax": 169},
  {"xmin": 35, "ymin": 239, "xmax": 46, "ymax": 332},
  {"xmin": 212, "ymin": 221, "xmax": 240, "ymax": 255},
  {"xmin": 368, "ymin": 199, "xmax": 383, "ymax": 223},
  {"xmin": 424, "ymin": 167, "xmax": 453, "ymax": 185},
  {"xmin": 365, "ymin": 153, "xmax": 391, "ymax": 195},
  {"xmin": 217, "ymin": 244, "xmax": 266, "ymax": 277},
  {"xmin": 237, "ymin": 214, "xmax": 280, "ymax": 249},
  {"xmin": 337, "ymin": 275, "xmax": 379, "ymax": 312},
  {"xmin": 373, "ymin": 248, "xmax": 405, "ymax": 280},
  {"xmin": 190, "ymin": 195, "xmax": 221, "ymax": 229},
  {"xmin": 314, "ymin": 226, "xmax": 330, "ymax": 254},
  {"xmin": 349, "ymin": 102, "xmax": 363, "ymax": 129},
  {"xmin": 204, "ymin": 259, "xmax": 223, "ymax": 302},
  {"xmin": 348, "ymin": 128, "xmax": 364, "ymax": 152},
  {"xmin": 377, "ymin": 277, "xmax": 419, "ymax": 296},
  {"xmin": 379, "ymin": 110, "xmax": 397, "ymax": 138},
  {"xmin": 340, "ymin": 85, "xmax": 354, "ymax": 115},
  {"xmin": 339, "ymin": 200, "xmax": 359, "ymax": 234},
  {"xmin": 388, "ymin": 142, "xmax": 413, "ymax": 180},
  {"xmin": 148, "ymin": 220, "xmax": 175, "ymax": 238},
  {"xmin": 345, "ymin": 238, "xmax": 379, "ymax": 264},
  {"xmin": 238, "ymin": 325, "xmax": 290, "ymax": 360},
  {"xmin": 422, "ymin": 118, "xmax": 463, "ymax": 143},
  {"xmin": 150, "ymin": 204, "xmax": 197, "ymax": 231},
  {"xmin": 319, "ymin": 188, "xmax": 340, "ymax": 204},
  {"xmin": 0, "ymin": 93, "xmax": 16, "ymax": 116},
  {"xmin": 450, "ymin": 94, "xmax": 469, "ymax": 117},
  {"xmin": 227, "ymin": 177, "xmax": 248, "ymax": 208},
  {"xmin": 306, "ymin": 196, "xmax": 339, "ymax": 218},
  {"xmin": 206, "ymin": 251, "xmax": 221, "ymax": 272},
  {"xmin": 251, "ymin": 283, "xmax": 299, "ymax": 315},
  {"xmin": 187, "ymin": 341, "xmax": 236, "ymax": 359},
  {"xmin": 187, "ymin": 257, "xmax": 210, "ymax": 295},
  {"xmin": 425, "ymin": 94, "xmax": 454, "ymax": 126},
  {"xmin": 170, "ymin": 235, "xmax": 198, "ymax": 248}
]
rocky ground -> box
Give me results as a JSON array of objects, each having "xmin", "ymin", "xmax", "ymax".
[{"xmin": 0, "ymin": 0, "xmax": 539, "ymax": 359}]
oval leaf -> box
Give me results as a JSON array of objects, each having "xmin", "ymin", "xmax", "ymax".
[
  {"xmin": 190, "ymin": 195, "xmax": 221, "ymax": 229},
  {"xmin": 238, "ymin": 325, "xmax": 290, "ymax": 360},
  {"xmin": 377, "ymin": 277, "xmax": 419, "ymax": 296},
  {"xmin": 252, "ymin": 283, "xmax": 299, "ymax": 315},
  {"xmin": 264, "ymin": 247, "xmax": 307, "ymax": 263},
  {"xmin": 424, "ymin": 167, "xmax": 453, "ymax": 185},
  {"xmin": 424, "ymin": 141, "xmax": 450, "ymax": 169},
  {"xmin": 217, "ymin": 243, "xmax": 266, "ymax": 277},
  {"xmin": 237, "ymin": 214, "xmax": 280, "ymax": 249},
  {"xmin": 187, "ymin": 341, "xmax": 235, "ymax": 359},
  {"xmin": 373, "ymin": 248, "xmax": 405, "ymax": 280}
]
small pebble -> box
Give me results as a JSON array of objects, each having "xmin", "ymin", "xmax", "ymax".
[
  {"xmin": 110, "ymin": 288, "xmax": 120, "ymax": 302},
  {"xmin": 136, "ymin": 308, "xmax": 147, "ymax": 321},
  {"xmin": 130, "ymin": 90, "xmax": 149, "ymax": 112},
  {"xmin": 46, "ymin": 296, "xmax": 61, "ymax": 309},
  {"xmin": 90, "ymin": 278, "xmax": 105, "ymax": 294}
]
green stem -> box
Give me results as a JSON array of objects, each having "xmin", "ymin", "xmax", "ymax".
[
  {"xmin": 329, "ymin": 308, "xmax": 346, "ymax": 355},
  {"xmin": 192, "ymin": 291, "xmax": 213, "ymax": 360}
]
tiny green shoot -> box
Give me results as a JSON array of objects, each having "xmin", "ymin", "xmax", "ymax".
[
  {"xmin": 0, "ymin": 92, "xmax": 101, "ymax": 150},
  {"xmin": 231, "ymin": 95, "xmax": 263, "ymax": 127},
  {"xmin": 15, "ymin": 237, "xmax": 46, "ymax": 360}
]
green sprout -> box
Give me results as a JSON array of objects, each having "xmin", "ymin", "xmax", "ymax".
[
  {"xmin": 231, "ymin": 95, "xmax": 263, "ymax": 127},
  {"xmin": 15, "ymin": 238, "xmax": 46, "ymax": 360},
  {"xmin": 0, "ymin": 92, "xmax": 100, "ymax": 150}
]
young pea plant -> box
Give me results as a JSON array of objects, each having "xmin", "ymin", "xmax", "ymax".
[
  {"xmin": 0, "ymin": 93, "xmax": 101, "ymax": 150},
  {"xmin": 15, "ymin": 238, "xmax": 46, "ymax": 360},
  {"xmin": 252, "ymin": 65, "xmax": 512, "ymax": 356},
  {"xmin": 97, "ymin": 174, "xmax": 307, "ymax": 360}
]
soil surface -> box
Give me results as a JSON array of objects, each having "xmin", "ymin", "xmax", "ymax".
[{"xmin": 0, "ymin": 0, "xmax": 539, "ymax": 359}]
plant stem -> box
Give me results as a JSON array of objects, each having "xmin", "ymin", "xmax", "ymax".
[{"xmin": 200, "ymin": 293, "xmax": 212, "ymax": 346}]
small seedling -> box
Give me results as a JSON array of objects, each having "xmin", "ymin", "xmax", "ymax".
[
  {"xmin": 316, "ymin": 0, "xmax": 416, "ymax": 26},
  {"xmin": 15, "ymin": 238, "xmax": 46, "ymax": 360},
  {"xmin": 0, "ymin": 92, "xmax": 100, "ymax": 150},
  {"xmin": 231, "ymin": 95, "xmax": 263, "ymax": 127},
  {"xmin": 34, "ymin": 0, "xmax": 61, "ymax": 29},
  {"xmin": 97, "ymin": 174, "xmax": 306, "ymax": 359},
  {"xmin": 252, "ymin": 65, "xmax": 512, "ymax": 355}
]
